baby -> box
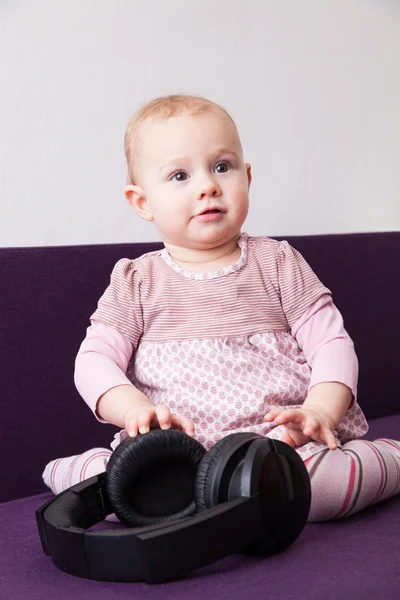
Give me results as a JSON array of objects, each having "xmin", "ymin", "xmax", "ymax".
[{"xmin": 43, "ymin": 94, "xmax": 400, "ymax": 522}]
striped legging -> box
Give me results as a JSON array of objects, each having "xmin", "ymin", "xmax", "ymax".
[{"xmin": 42, "ymin": 438, "xmax": 400, "ymax": 522}]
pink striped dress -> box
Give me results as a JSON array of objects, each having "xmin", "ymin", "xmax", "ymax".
[{"xmin": 85, "ymin": 231, "xmax": 369, "ymax": 462}]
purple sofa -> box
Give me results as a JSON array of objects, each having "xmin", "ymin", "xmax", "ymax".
[{"xmin": 1, "ymin": 231, "xmax": 400, "ymax": 599}]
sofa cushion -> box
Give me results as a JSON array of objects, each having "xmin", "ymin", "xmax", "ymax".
[
  {"xmin": 364, "ymin": 413, "xmax": 400, "ymax": 442},
  {"xmin": 1, "ymin": 490, "xmax": 399, "ymax": 599}
]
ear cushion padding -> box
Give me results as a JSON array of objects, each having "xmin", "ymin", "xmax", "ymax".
[
  {"xmin": 195, "ymin": 432, "xmax": 263, "ymax": 512},
  {"xmin": 106, "ymin": 428, "xmax": 206, "ymax": 527}
]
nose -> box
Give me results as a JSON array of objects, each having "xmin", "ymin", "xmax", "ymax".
[{"xmin": 197, "ymin": 174, "xmax": 221, "ymax": 199}]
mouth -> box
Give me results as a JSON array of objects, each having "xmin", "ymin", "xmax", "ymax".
[
  {"xmin": 197, "ymin": 208, "xmax": 225, "ymax": 216},
  {"xmin": 194, "ymin": 209, "xmax": 225, "ymax": 222}
]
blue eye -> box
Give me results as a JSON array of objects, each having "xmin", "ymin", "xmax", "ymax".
[
  {"xmin": 171, "ymin": 171, "xmax": 188, "ymax": 182},
  {"xmin": 215, "ymin": 161, "xmax": 231, "ymax": 174}
]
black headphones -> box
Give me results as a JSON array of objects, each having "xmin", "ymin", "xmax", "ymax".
[{"xmin": 36, "ymin": 429, "xmax": 311, "ymax": 584}]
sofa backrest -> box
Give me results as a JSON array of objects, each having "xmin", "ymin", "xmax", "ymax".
[{"xmin": 1, "ymin": 231, "xmax": 399, "ymax": 502}]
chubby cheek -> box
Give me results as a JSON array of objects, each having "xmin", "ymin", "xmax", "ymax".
[
  {"xmin": 230, "ymin": 185, "xmax": 249, "ymax": 216},
  {"xmin": 148, "ymin": 189, "xmax": 182, "ymax": 218},
  {"xmin": 153, "ymin": 200, "xmax": 190, "ymax": 237},
  {"xmin": 156, "ymin": 197, "xmax": 190, "ymax": 222}
]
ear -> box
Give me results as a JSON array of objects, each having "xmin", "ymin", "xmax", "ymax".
[
  {"xmin": 124, "ymin": 185, "xmax": 154, "ymax": 222},
  {"xmin": 245, "ymin": 163, "xmax": 252, "ymax": 188}
]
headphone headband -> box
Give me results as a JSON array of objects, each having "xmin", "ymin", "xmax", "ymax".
[{"xmin": 37, "ymin": 473, "xmax": 264, "ymax": 583}]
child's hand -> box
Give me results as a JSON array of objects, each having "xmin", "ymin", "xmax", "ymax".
[
  {"xmin": 264, "ymin": 406, "xmax": 338, "ymax": 450},
  {"xmin": 123, "ymin": 402, "xmax": 195, "ymax": 438}
]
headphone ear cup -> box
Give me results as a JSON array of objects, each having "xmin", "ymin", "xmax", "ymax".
[
  {"xmin": 195, "ymin": 432, "xmax": 263, "ymax": 512},
  {"xmin": 106, "ymin": 429, "xmax": 206, "ymax": 527}
]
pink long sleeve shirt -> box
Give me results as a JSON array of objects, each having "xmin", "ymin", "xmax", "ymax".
[{"xmin": 74, "ymin": 232, "xmax": 368, "ymax": 461}]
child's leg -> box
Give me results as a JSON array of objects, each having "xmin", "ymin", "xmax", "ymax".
[
  {"xmin": 42, "ymin": 448, "xmax": 112, "ymax": 494},
  {"xmin": 304, "ymin": 438, "xmax": 400, "ymax": 522},
  {"xmin": 42, "ymin": 447, "xmax": 119, "ymax": 522}
]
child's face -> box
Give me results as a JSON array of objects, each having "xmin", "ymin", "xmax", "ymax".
[{"xmin": 125, "ymin": 111, "xmax": 251, "ymax": 251}]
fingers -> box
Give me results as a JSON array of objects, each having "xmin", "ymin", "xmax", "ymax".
[
  {"xmin": 264, "ymin": 409, "xmax": 284, "ymax": 422},
  {"xmin": 272, "ymin": 409, "xmax": 305, "ymax": 426},
  {"xmin": 155, "ymin": 405, "xmax": 173, "ymax": 430},
  {"xmin": 134, "ymin": 404, "xmax": 171, "ymax": 435},
  {"xmin": 126, "ymin": 419, "xmax": 139, "ymax": 437},
  {"xmin": 279, "ymin": 430, "xmax": 297, "ymax": 448},
  {"xmin": 264, "ymin": 409, "xmax": 338, "ymax": 451},
  {"xmin": 135, "ymin": 407, "xmax": 155, "ymax": 435},
  {"xmin": 301, "ymin": 419, "xmax": 337, "ymax": 450},
  {"xmin": 155, "ymin": 406, "xmax": 196, "ymax": 437},
  {"xmin": 171, "ymin": 414, "xmax": 195, "ymax": 437},
  {"xmin": 320, "ymin": 426, "xmax": 338, "ymax": 450},
  {"xmin": 124, "ymin": 406, "xmax": 143, "ymax": 437},
  {"xmin": 303, "ymin": 415, "xmax": 319, "ymax": 436},
  {"xmin": 125, "ymin": 404, "xmax": 195, "ymax": 438},
  {"xmin": 124, "ymin": 405, "xmax": 159, "ymax": 436}
]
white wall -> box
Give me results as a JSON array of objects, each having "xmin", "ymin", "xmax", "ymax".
[{"xmin": 1, "ymin": 0, "xmax": 399, "ymax": 247}]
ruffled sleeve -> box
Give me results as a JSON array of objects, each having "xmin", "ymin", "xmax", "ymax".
[
  {"xmin": 89, "ymin": 258, "xmax": 143, "ymax": 347},
  {"xmin": 277, "ymin": 241, "xmax": 332, "ymax": 329}
]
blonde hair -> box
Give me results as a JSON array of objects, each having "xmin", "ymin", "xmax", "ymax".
[{"xmin": 124, "ymin": 94, "xmax": 240, "ymax": 185}]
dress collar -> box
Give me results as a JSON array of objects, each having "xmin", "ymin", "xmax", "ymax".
[{"xmin": 160, "ymin": 232, "xmax": 249, "ymax": 280}]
